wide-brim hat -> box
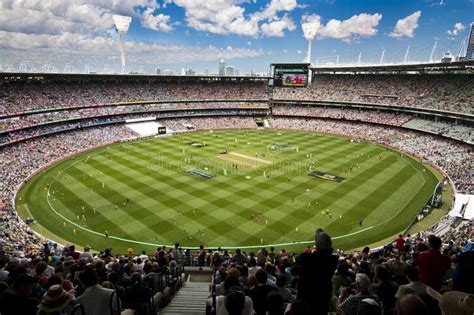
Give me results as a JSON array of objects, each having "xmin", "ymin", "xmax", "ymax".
[
  {"xmin": 386, "ymin": 258, "xmax": 404, "ymax": 275},
  {"xmin": 38, "ymin": 284, "xmax": 73, "ymax": 312},
  {"xmin": 440, "ymin": 291, "xmax": 474, "ymax": 315}
]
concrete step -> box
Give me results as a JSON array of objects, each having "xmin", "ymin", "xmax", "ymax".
[{"xmin": 160, "ymin": 281, "xmax": 210, "ymax": 315}]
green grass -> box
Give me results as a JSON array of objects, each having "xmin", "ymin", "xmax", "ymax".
[{"xmin": 16, "ymin": 129, "xmax": 440, "ymax": 254}]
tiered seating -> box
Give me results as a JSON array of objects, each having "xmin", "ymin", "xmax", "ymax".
[{"xmin": 273, "ymin": 74, "xmax": 474, "ymax": 114}]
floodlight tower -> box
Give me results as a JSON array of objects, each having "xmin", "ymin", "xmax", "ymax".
[
  {"xmin": 302, "ymin": 22, "xmax": 318, "ymax": 83},
  {"xmin": 302, "ymin": 22, "xmax": 318, "ymax": 64},
  {"xmin": 113, "ymin": 14, "xmax": 132, "ymax": 74}
]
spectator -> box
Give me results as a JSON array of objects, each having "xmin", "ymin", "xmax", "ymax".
[
  {"xmin": 37, "ymin": 284, "xmax": 74, "ymax": 315},
  {"xmin": 296, "ymin": 229, "xmax": 338, "ymax": 315},
  {"xmin": 395, "ymin": 264, "xmax": 428, "ymax": 299},
  {"xmin": 394, "ymin": 234, "xmax": 406, "ymax": 253},
  {"xmin": 75, "ymin": 267, "xmax": 120, "ymax": 315},
  {"xmin": 249, "ymin": 269, "xmax": 277, "ymax": 315},
  {"xmin": 276, "ymin": 274, "xmax": 295, "ymax": 303},
  {"xmin": 395, "ymin": 294, "xmax": 429, "ymax": 315},
  {"xmin": 232, "ymin": 249, "xmax": 248, "ymax": 266},
  {"xmin": 439, "ymin": 291, "xmax": 474, "ymax": 315},
  {"xmin": 0, "ymin": 273, "xmax": 39, "ymax": 315},
  {"xmin": 332, "ymin": 261, "xmax": 353, "ymax": 296},
  {"xmin": 266, "ymin": 291, "xmax": 284, "ymax": 315},
  {"xmin": 414, "ymin": 235, "xmax": 451, "ymax": 291},
  {"xmin": 338, "ymin": 273, "xmax": 380, "ymax": 315},
  {"xmin": 369, "ymin": 265, "xmax": 399, "ymax": 315},
  {"xmin": 216, "ymin": 285, "xmax": 253, "ymax": 315}
]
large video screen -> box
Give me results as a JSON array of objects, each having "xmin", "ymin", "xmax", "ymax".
[{"xmin": 273, "ymin": 64, "xmax": 308, "ymax": 87}]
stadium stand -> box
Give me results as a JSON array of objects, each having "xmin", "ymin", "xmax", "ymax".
[
  {"xmin": 273, "ymin": 74, "xmax": 474, "ymax": 114},
  {"xmin": 0, "ymin": 71, "xmax": 473, "ymax": 315}
]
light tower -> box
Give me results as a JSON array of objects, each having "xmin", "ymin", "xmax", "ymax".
[
  {"xmin": 302, "ymin": 22, "xmax": 318, "ymax": 83},
  {"xmin": 302, "ymin": 22, "xmax": 318, "ymax": 64},
  {"xmin": 112, "ymin": 14, "xmax": 132, "ymax": 74},
  {"xmin": 429, "ymin": 41, "xmax": 438, "ymax": 63},
  {"xmin": 466, "ymin": 22, "xmax": 474, "ymax": 60}
]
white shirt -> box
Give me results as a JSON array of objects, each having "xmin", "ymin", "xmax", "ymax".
[
  {"xmin": 215, "ymin": 295, "xmax": 254, "ymax": 315},
  {"xmin": 76, "ymin": 285, "xmax": 120, "ymax": 315}
]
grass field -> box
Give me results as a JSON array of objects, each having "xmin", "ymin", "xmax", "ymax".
[{"xmin": 16, "ymin": 129, "xmax": 440, "ymax": 253}]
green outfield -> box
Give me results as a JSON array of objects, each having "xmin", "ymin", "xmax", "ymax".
[{"xmin": 16, "ymin": 129, "xmax": 440, "ymax": 253}]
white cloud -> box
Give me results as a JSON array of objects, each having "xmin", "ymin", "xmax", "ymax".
[
  {"xmin": 141, "ymin": 7, "xmax": 173, "ymax": 32},
  {"xmin": 0, "ymin": 0, "xmax": 171, "ymax": 35},
  {"xmin": 170, "ymin": 0, "xmax": 298, "ymax": 37},
  {"xmin": 261, "ymin": 15, "xmax": 296, "ymax": 37},
  {"xmin": 0, "ymin": 1, "xmax": 263, "ymax": 71},
  {"xmin": 389, "ymin": 11, "xmax": 421, "ymax": 38},
  {"xmin": 302, "ymin": 13, "xmax": 382, "ymax": 43},
  {"xmin": 447, "ymin": 22, "xmax": 465, "ymax": 36},
  {"xmin": 0, "ymin": 30, "xmax": 265, "ymax": 71}
]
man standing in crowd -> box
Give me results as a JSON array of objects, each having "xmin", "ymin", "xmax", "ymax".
[
  {"xmin": 414, "ymin": 235, "xmax": 451, "ymax": 291},
  {"xmin": 296, "ymin": 228, "xmax": 338, "ymax": 314}
]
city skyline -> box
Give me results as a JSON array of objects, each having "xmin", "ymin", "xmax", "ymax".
[{"xmin": 0, "ymin": 0, "xmax": 472, "ymax": 74}]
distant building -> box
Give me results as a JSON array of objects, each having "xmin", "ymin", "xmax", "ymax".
[
  {"xmin": 226, "ymin": 66, "xmax": 235, "ymax": 76},
  {"xmin": 155, "ymin": 67, "xmax": 161, "ymax": 75},
  {"xmin": 219, "ymin": 59, "xmax": 226, "ymax": 76},
  {"xmin": 185, "ymin": 68, "xmax": 196, "ymax": 76},
  {"xmin": 466, "ymin": 23, "xmax": 474, "ymax": 60},
  {"xmin": 163, "ymin": 69, "xmax": 174, "ymax": 75}
]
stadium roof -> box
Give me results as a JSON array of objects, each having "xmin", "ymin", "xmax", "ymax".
[
  {"xmin": 0, "ymin": 72, "xmax": 269, "ymax": 83},
  {"xmin": 311, "ymin": 60, "xmax": 474, "ymax": 74}
]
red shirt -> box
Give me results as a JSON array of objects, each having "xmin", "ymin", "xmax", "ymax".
[
  {"xmin": 415, "ymin": 249, "xmax": 451, "ymax": 291},
  {"xmin": 395, "ymin": 237, "xmax": 405, "ymax": 251}
]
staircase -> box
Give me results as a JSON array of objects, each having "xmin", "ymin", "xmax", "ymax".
[{"xmin": 160, "ymin": 281, "xmax": 210, "ymax": 315}]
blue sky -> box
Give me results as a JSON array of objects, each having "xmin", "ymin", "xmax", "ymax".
[{"xmin": 0, "ymin": 0, "xmax": 472, "ymax": 74}]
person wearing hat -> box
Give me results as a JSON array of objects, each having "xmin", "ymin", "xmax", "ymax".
[
  {"xmin": 440, "ymin": 291, "xmax": 474, "ymax": 315},
  {"xmin": 37, "ymin": 284, "xmax": 73, "ymax": 315},
  {"xmin": 295, "ymin": 228, "xmax": 338, "ymax": 315},
  {"xmin": 0, "ymin": 273, "xmax": 39, "ymax": 315}
]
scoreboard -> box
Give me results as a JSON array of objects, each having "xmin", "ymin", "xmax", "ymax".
[{"xmin": 271, "ymin": 63, "xmax": 309, "ymax": 87}]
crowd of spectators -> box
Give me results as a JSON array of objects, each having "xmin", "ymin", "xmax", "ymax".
[
  {"xmin": 272, "ymin": 105, "xmax": 413, "ymax": 127},
  {"xmin": 0, "ymin": 81, "xmax": 269, "ymax": 114},
  {"xmin": 269, "ymin": 117, "xmax": 472, "ymax": 194},
  {"xmin": 0, "ymin": 125, "xmax": 138, "ymax": 255},
  {"xmin": 205, "ymin": 222, "xmax": 473, "ymax": 315},
  {"xmin": 0, "ymin": 109, "xmax": 267, "ymax": 145},
  {"xmin": 1, "ymin": 220, "xmax": 471, "ymax": 315},
  {"xmin": 0, "ymin": 102, "xmax": 268, "ymax": 132},
  {"xmin": 0, "ymin": 242, "xmax": 183, "ymax": 315},
  {"xmin": 273, "ymin": 74, "xmax": 473, "ymax": 114},
  {"xmin": 0, "ymin": 111, "xmax": 472, "ymax": 314}
]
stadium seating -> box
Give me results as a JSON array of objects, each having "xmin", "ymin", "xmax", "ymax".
[
  {"xmin": 0, "ymin": 75, "xmax": 473, "ymax": 315},
  {"xmin": 273, "ymin": 74, "xmax": 474, "ymax": 114}
]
